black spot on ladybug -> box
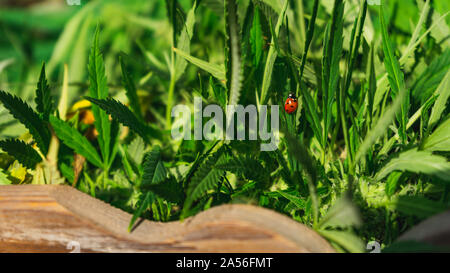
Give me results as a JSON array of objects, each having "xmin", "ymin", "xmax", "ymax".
[{"xmin": 290, "ymin": 105, "xmax": 294, "ymax": 108}]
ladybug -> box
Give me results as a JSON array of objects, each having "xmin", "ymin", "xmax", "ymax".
[{"xmin": 284, "ymin": 93, "xmax": 298, "ymax": 114}]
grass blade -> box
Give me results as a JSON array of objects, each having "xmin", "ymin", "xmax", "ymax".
[
  {"xmin": 355, "ymin": 2, "xmax": 408, "ymax": 163},
  {"xmin": 173, "ymin": 48, "xmax": 225, "ymax": 81},
  {"xmin": 259, "ymin": 0, "xmax": 288, "ymax": 105},
  {"xmin": 428, "ymin": 70, "xmax": 450, "ymax": 129},
  {"xmin": 225, "ymin": 0, "xmax": 243, "ymax": 106}
]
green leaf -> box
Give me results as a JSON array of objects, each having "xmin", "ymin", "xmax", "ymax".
[
  {"xmin": 127, "ymin": 136, "xmax": 145, "ymax": 165},
  {"xmin": 412, "ymin": 49, "xmax": 450, "ymax": 105},
  {"xmin": 298, "ymin": 0, "xmax": 319, "ymax": 82},
  {"xmin": 0, "ymin": 90, "xmax": 50, "ymax": 155},
  {"xmin": 389, "ymin": 195, "xmax": 448, "ymax": 219},
  {"xmin": 174, "ymin": 1, "xmax": 197, "ymax": 81},
  {"xmin": 225, "ymin": 0, "xmax": 243, "ymax": 106},
  {"xmin": 120, "ymin": 55, "xmax": 143, "ymax": 121},
  {"xmin": 250, "ymin": 6, "xmax": 263, "ymax": 67},
  {"xmin": 141, "ymin": 146, "xmax": 164, "ymax": 187},
  {"xmin": 318, "ymin": 230, "xmax": 365, "ymax": 253},
  {"xmin": 216, "ymin": 156, "xmax": 269, "ymax": 185},
  {"xmin": 259, "ymin": 0, "xmax": 288, "ymax": 105},
  {"xmin": 422, "ymin": 118, "xmax": 450, "ymax": 152},
  {"xmin": 355, "ymin": 3, "xmax": 408, "ymax": 163},
  {"xmin": 144, "ymin": 177, "xmax": 184, "ymax": 204},
  {"xmin": 428, "ymin": 70, "xmax": 450, "ymax": 129},
  {"xmin": 128, "ymin": 192, "xmax": 151, "ymax": 232},
  {"xmin": 284, "ymin": 131, "xmax": 319, "ymax": 226},
  {"xmin": 0, "ymin": 169, "xmax": 11, "ymax": 185},
  {"xmin": 385, "ymin": 171, "xmax": 403, "ymax": 197},
  {"xmin": 277, "ymin": 191, "xmax": 306, "ymax": 210},
  {"xmin": 183, "ymin": 147, "xmax": 224, "ymax": 215},
  {"xmin": 0, "ymin": 139, "xmax": 41, "ymax": 169},
  {"xmin": 173, "ymin": 48, "xmax": 225, "ymax": 81},
  {"xmin": 322, "ymin": 0, "xmax": 344, "ymax": 148},
  {"xmin": 49, "ymin": 116, "xmax": 103, "ymax": 168},
  {"xmin": 379, "ymin": 2, "xmax": 408, "ymax": 143},
  {"xmin": 88, "ymin": 26, "xmax": 111, "ymax": 165},
  {"xmin": 302, "ymin": 90, "xmax": 323, "ymax": 146},
  {"xmin": 85, "ymin": 97, "xmax": 161, "ymax": 143},
  {"xmin": 35, "ymin": 63, "xmax": 54, "ymax": 121},
  {"xmin": 375, "ymin": 148, "xmax": 450, "ymax": 182},
  {"xmin": 319, "ymin": 194, "xmax": 362, "ymax": 229}
]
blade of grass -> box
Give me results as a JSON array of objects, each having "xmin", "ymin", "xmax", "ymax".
[{"xmin": 259, "ymin": 0, "xmax": 288, "ymax": 105}]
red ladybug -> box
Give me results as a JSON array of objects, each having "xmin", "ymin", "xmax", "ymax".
[{"xmin": 284, "ymin": 93, "xmax": 298, "ymax": 114}]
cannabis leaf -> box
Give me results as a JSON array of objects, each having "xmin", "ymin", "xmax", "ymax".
[
  {"xmin": 0, "ymin": 90, "xmax": 50, "ymax": 155},
  {"xmin": 0, "ymin": 139, "xmax": 42, "ymax": 169},
  {"xmin": 35, "ymin": 63, "xmax": 54, "ymax": 121},
  {"xmin": 49, "ymin": 116, "xmax": 103, "ymax": 168}
]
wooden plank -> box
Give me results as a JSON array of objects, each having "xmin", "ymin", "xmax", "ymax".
[{"xmin": 0, "ymin": 185, "xmax": 335, "ymax": 253}]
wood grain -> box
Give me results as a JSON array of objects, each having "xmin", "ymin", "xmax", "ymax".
[{"xmin": 0, "ymin": 185, "xmax": 335, "ymax": 253}]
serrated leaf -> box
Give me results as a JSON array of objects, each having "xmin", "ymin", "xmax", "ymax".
[
  {"xmin": 277, "ymin": 191, "xmax": 306, "ymax": 210},
  {"xmin": 0, "ymin": 139, "xmax": 42, "ymax": 169},
  {"xmin": 120, "ymin": 55, "xmax": 143, "ymax": 121},
  {"xmin": 225, "ymin": 0, "xmax": 243, "ymax": 106},
  {"xmin": 216, "ymin": 156, "xmax": 268, "ymax": 184},
  {"xmin": 174, "ymin": 1, "xmax": 197, "ymax": 81},
  {"xmin": 88, "ymin": 27, "xmax": 111, "ymax": 164},
  {"xmin": 128, "ymin": 191, "xmax": 151, "ymax": 232},
  {"xmin": 412, "ymin": 49, "xmax": 450, "ymax": 105},
  {"xmin": 141, "ymin": 146, "xmax": 165, "ymax": 187},
  {"xmin": 127, "ymin": 136, "xmax": 145, "ymax": 165},
  {"xmin": 375, "ymin": 148, "xmax": 450, "ymax": 182},
  {"xmin": 183, "ymin": 147, "xmax": 224, "ymax": 214},
  {"xmin": 0, "ymin": 90, "xmax": 50, "ymax": 155},
  {"xmin": 85, "ymin": 97, "xmax": 161, "ymax": 143},
  {"xmin": 49, "ymin": 116, "xmax": 103, "ymax": 168},
  {"xmin": 389, "ymin": 195, "xmax": 448, "ymax": 219},
  {"xmin": 35, "ymin": 63, "xmax": 54, "ymax": 121},
  {"xmin": 145, "ymin": 177, "xmax": 184, "ymax": 204},
  {"xmin": 319, "ymin": 194, "xmax": 362, "ymax": 229},
  {"xmin": 422, "ymin": 118, "xmax": 450, "ymax": 152}
]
